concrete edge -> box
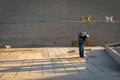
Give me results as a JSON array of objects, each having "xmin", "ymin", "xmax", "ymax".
[
  {"xmin": 105, "ymin": 42, "xmax": 120, "ymax": 65},
  {"xmin": 107, "ymin": 42, "xmax": 120, "ymax": 47}
]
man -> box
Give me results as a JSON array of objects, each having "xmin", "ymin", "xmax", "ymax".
[{"xmin": 78, "ymin": 32, "xmax": 89, "ymax": 58}]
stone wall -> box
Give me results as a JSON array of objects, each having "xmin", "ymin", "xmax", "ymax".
[
  {"xmin": 0, "ymin": 0, "xmax": 120, "ymax": 47},
  {"xmin": 0, "ymin": 0, "xmax": 120, "ymax": 23},
  {"xmin": 0, "ymin": 22, "xmax": 120, "ymax": 48}
]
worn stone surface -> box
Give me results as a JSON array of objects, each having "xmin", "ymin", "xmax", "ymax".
[
  {"xmin": 0, "ymin": 47, "xmax": 120, "ymax": 80},
  {"xmin": 106, "ymin": 46, "xmax": 120, "ymax": 65},
  {"xmin": 115, "ymin": 47, "xmax": 120, "ymax": 53}
]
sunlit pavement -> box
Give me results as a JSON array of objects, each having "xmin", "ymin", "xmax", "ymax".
[{"xmin": 0, "ymin": 47, "xmax": 120, "ymax": 80}]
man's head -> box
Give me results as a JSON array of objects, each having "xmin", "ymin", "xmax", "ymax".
[{"xmin": 79, "ymin": 32, "xmax": 88, "ymax": 36}]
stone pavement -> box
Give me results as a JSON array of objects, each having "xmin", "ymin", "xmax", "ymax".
[{"xmin": 0, "ymin": 47, "xmax": 120, "ymax": 80}]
